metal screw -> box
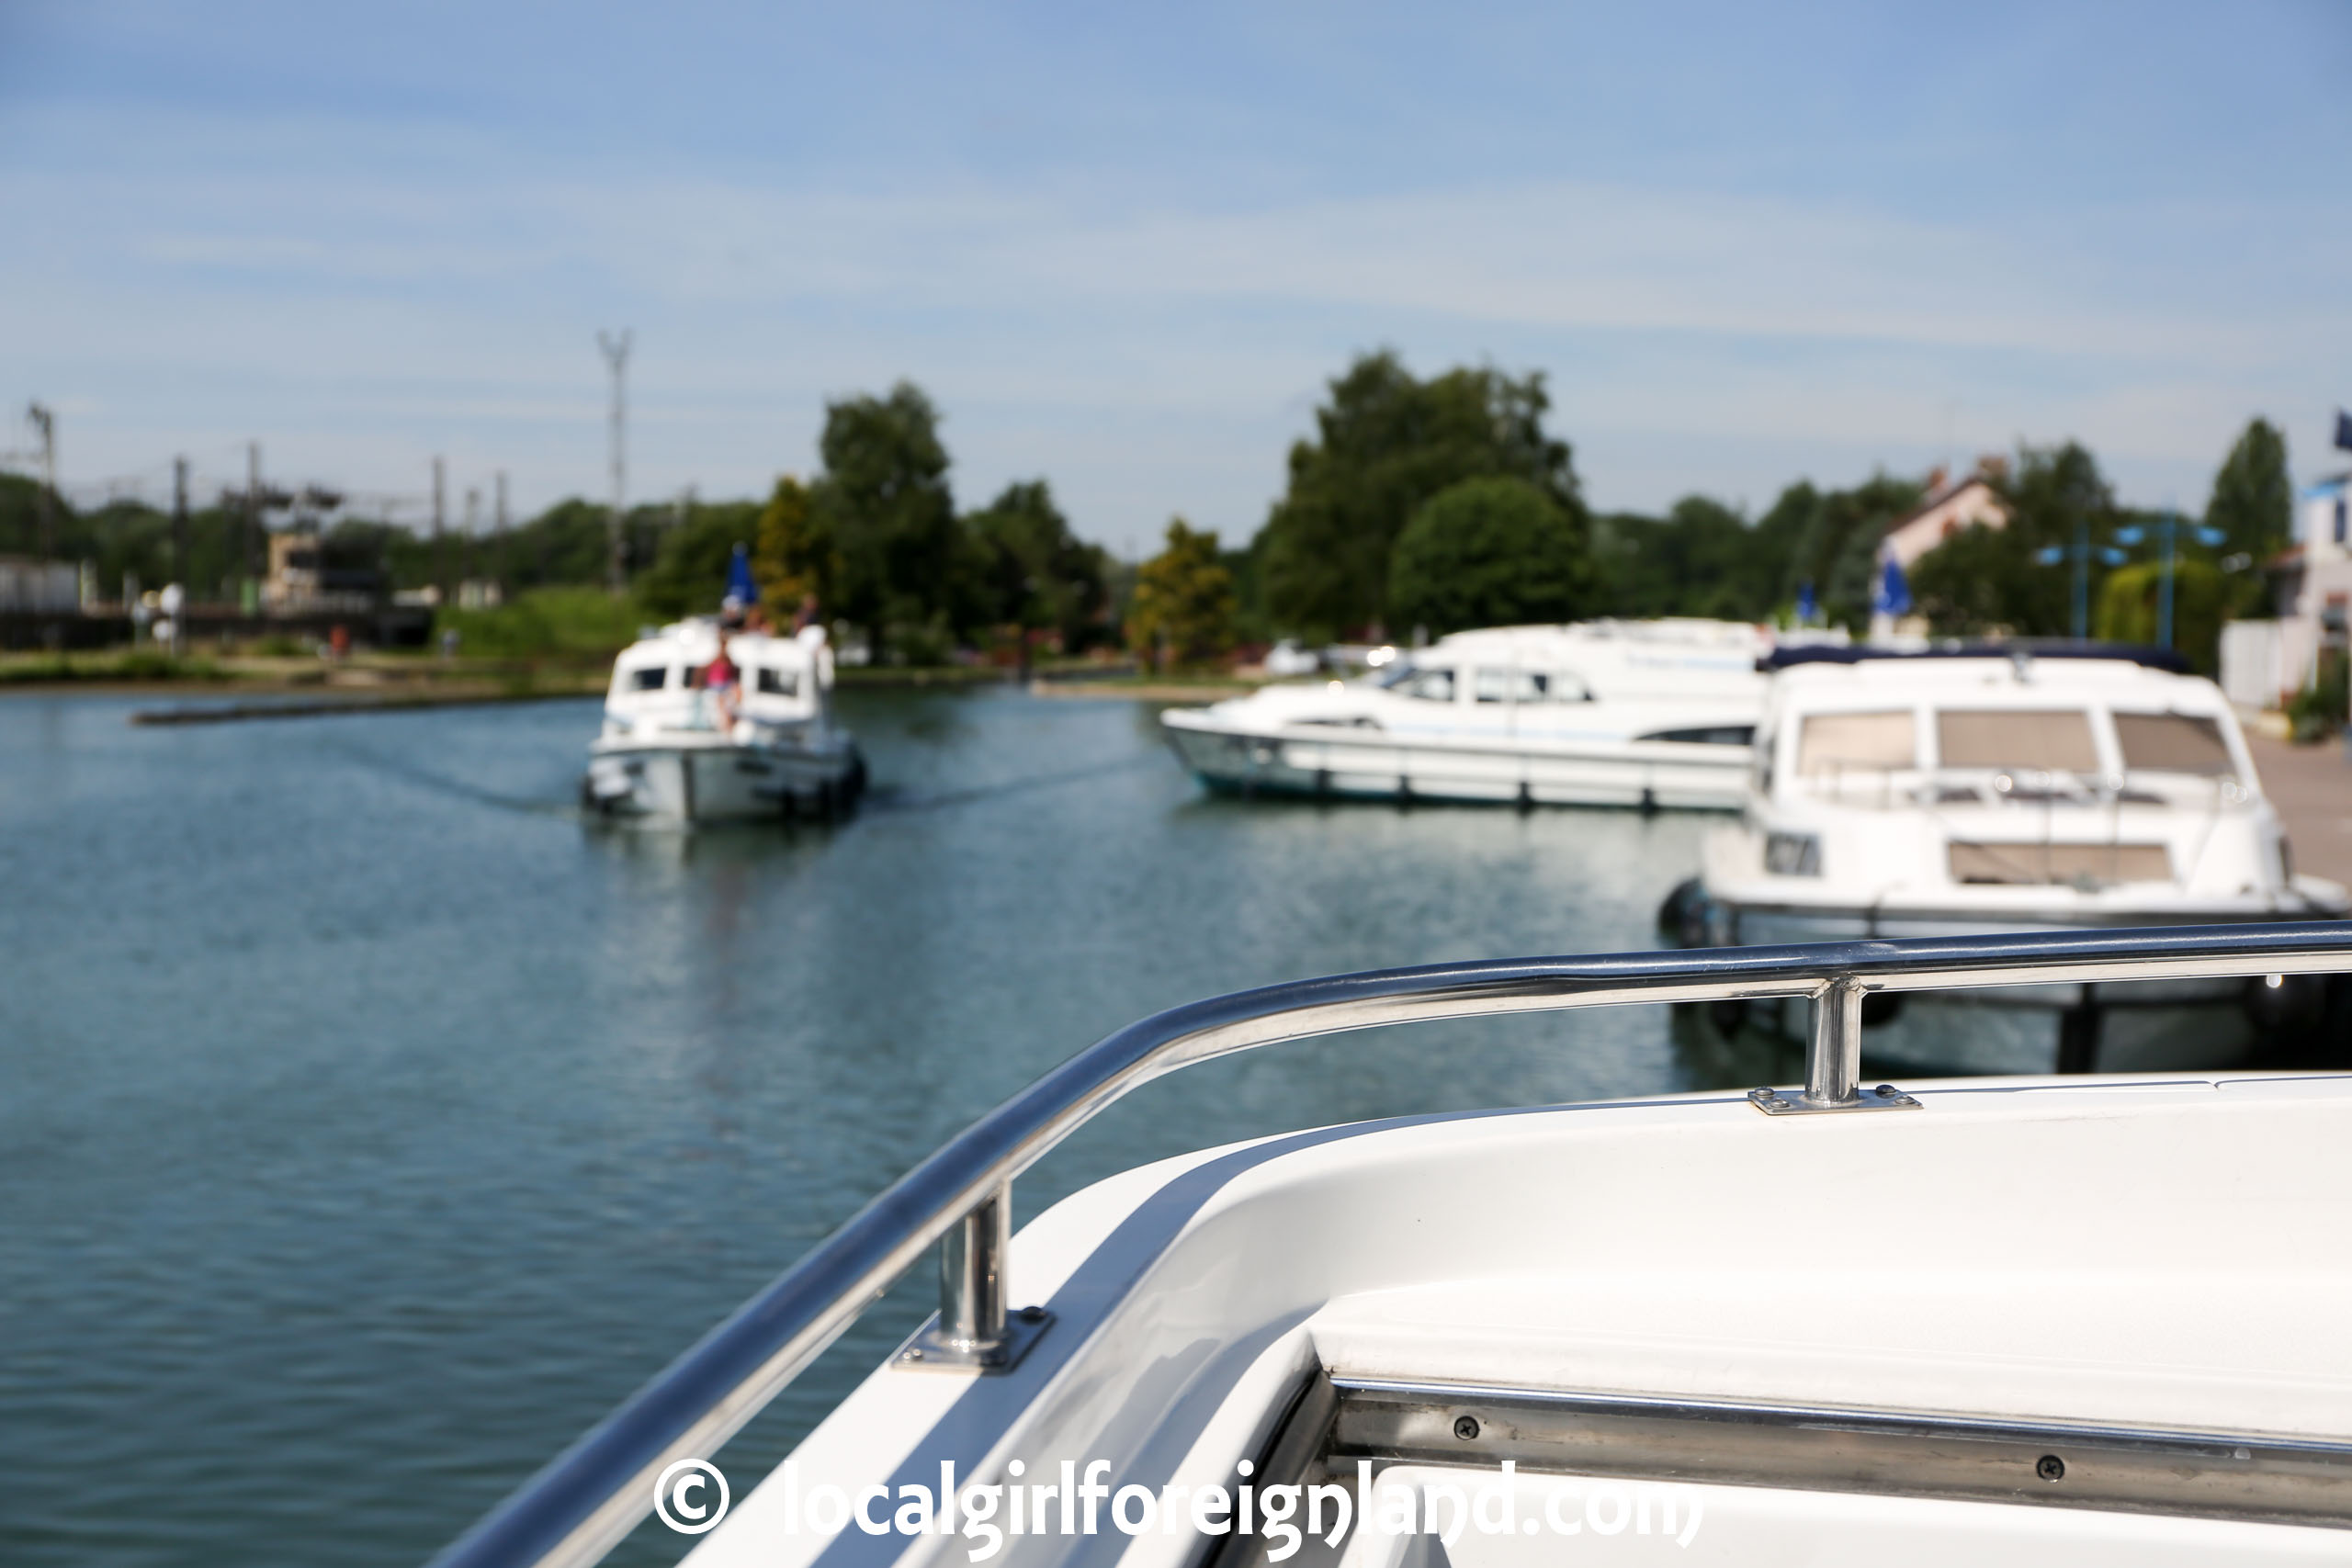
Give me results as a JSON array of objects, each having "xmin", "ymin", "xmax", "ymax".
[
  {"xmin": 2036, "ymin": 1454, "xmax": 2064, "ymax": 1483},
  {"xmin": 906, "ymin": 1348, "xmax": 923, "ymax": 1361},
  {"xmin": 1453, "ymin": 1416, "xmax": 1480, "ymax": 1441},
  {"xmin": 1019, "ymin": 1305, "xmax": 1047, "ymax": 1323},
  {"xmin": 1874, "ymin": 1084, "xmax": 1898, "ymax": 1098}
]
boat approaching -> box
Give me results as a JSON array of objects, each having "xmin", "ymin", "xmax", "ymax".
[
  {"xmin": 582, "ymin": 620, "xmax": 865, "ymax": 825},
  {"xmin": 1160, "ymin": 619, "xmax": 1770, "ymax": 809}
]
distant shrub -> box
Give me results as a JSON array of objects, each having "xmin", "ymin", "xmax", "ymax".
[{"xmin": 435, "ymin": 587, "xmax": 650, "ymax": 658}]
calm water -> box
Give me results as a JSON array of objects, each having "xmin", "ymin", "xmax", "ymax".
[{"xmin": 0, "ymin": 687, "xmax": 1741, "ymax": 1567}]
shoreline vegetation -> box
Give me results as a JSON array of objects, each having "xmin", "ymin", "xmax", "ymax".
[{"xmin": 1, "ymin": 354, "xmax": 2297, "ymax": 693}]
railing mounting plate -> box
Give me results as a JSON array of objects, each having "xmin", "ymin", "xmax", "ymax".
[{"xmin": 1749, "ymin": 1083, "xmax": 1920, "ymax": 1115}]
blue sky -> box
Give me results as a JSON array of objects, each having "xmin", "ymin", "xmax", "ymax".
[{"xmin": 4, "ymin": 1, "xmax": 2348, "ymax": 554}]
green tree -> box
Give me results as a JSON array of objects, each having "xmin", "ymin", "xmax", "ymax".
[
  {"xmin": 1909, "ymin": 442, "xmax": 2113, "ymax": 637},
  {"xmin": 964, "ymin": 479, "xmax": 1110, "ymax": 651},
  {"xmin": 631, "ymin": 498, "xmax": 764, "ymax": 619},
  {"xmin": 811, "ymin": 381, "xmax": 959, "ymax": 660},
  {"xmin": 2205, "ymin": 418, "xmax": 2290, "ymax": 614},
  {"xmin": 1256, "ymin": 351, "xmax": 1587, "ymax": 641},
  {"xmin": 1600, "ymin": 495, "xmax": 1771, "ymax": 620},
  {"xmin": 2094, "ymin": 558, "xmax": 2228, "ymax": 674},
  {"xmin": 1127, "ymin": 518, "xmax": 1236, "ymax": 669},
  {"xmin": 752, "ymin": 475, "xmax": 837, "ymax": 618},
  {"xmin": 1788, "ymin": 475, "xmax": 1923, "ymax": 628},
  {"xmin": 1390, "ymin": 476, "xmax": 1601, "ymax": 636}
]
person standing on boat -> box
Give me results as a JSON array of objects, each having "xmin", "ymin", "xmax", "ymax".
[{"xmin": 704, "ymin": 633, "xmax": 741, "ymax": 733}]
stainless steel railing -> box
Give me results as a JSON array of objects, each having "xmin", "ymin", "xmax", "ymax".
[{"xmin": 426, "ymin": 921, "xmax": 2352, "ymax": 1568}]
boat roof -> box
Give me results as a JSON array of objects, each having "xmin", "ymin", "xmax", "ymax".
[
  {"xmin": 616, "ymin": 620, "xmax": 825, "ymax": 663},
  {"xmin": 1770, "ymin": 652, "xmax": 2228, "ymax": 709},
  {"xmin": 1437, "ymin": 617, "xmax": 1768, "ymax": 649},
  {"xmin": 1765, "ymin": 640, "xmax": 2190, "ymax": 673}
]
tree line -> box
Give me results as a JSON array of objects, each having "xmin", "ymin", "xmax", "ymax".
[
  {"xmin": 1131, "ymin": 351, "xmax": 2293, "ymax": 673},
  {"xmin": 0, "ymin": 352, "xmax": 2297, "ymax": 674}
]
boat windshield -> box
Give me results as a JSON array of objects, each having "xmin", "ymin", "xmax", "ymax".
[
  {"xmin": 1795, "ymin": 709, "xmax": 1917, "ymax": 776},
  {"xmin": 1470, "ymin": 669, "xmax": 1592, "ymax": 703},
  {"xmin": 1937, "ymin": 707, "xmax": 2098, "ymax": 773},
  {"xmin": 1376, "ymin": 664, "xmax": 1457, "ymax": 702},
  {"xmin": 2113, "ymin": 711, "xmax": 2234, "ymax": 779}
]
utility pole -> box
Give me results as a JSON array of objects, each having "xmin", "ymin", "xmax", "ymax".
[
  {"xmin": 598, "ymin": 330, "xmax": 631, "ymax": 595},
  {"xmin": 493, "ymin": 469, "xmax": 509, "ymax": 595},
  {"xmin": 432, "ymin": 457, "xmax": 447, "ymax": 604},
  {"xmin": 245, "ymin": 441, "xmax": 263, "ymax": 610},
  {"xmin": 2157, "ymin": 509, "xmax": 2177, "ymax": 650},
  {"xmin": 2071, "ymin": 515, "xmax": 2089, "ymax": 641},
  {"xmin": 172, "ymin": 457, "xmax": 189, "ymax": 589},
  {"xmin": 464, "ymin": 485, "xmax": 481, "ymax": 600},
  {"xmin": 25, "ymin": 403, "xmax": 56, "ymax": 558}
]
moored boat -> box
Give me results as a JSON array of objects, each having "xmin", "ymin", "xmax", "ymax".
[
  {"xmin": 583, "ymin": 620, "xmax": 865, "ymax": 825},
  {"xmin": 1159, "ymin": 619, "xmax": 1770, "ymax": 810},
  {"xmin": 1675, "ymin": 645, "xmax": 2350, "ymax": 1070},
  {"xmin": 431, "ymin": 923, "xmax": 2352, "ymax": 1568}
]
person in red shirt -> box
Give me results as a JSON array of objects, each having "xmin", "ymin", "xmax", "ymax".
[{"xmin": 704, "ymin": 634, "xmax": 741, "ymax": 732}]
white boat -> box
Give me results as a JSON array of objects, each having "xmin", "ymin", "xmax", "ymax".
[
  {"xmin": 582, "ymin": 620, "xmax": 865, "ymax": 824},
  {"xmin": 431, "ymin": 925, "xmax": 2352, "ymax": 1568},
  {"xmin": 1160, "ymin": 620, "xmax": 1770, "ymax": 810},
  {"xmin": 1679, "ymin": 647, "xmax": 2350, "ymax": 1070}
]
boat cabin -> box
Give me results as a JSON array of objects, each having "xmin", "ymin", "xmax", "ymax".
[
  {"xmin": 1366, "ymin": 620, "xmax": 1769, "ymax": 713},
  {"xmin": 1756, "ymin": 655, "xmax": 2255, "ymax": 809},
  {"xmin": 602, "ymin": 622, "xmax": 833, "ymax": 740}
]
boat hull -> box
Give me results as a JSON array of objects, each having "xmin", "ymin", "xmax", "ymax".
[
  {"xmin": 1160, "ymin": 710, "xmax": 1749, "ymax": 810},
  {"xmin": 582, "ymin": 737, "xmax": 864, "ymax": 824},
  {"xmin": 1681, "ymin": 891, "xmax": 2340, "ymax": 1074}
]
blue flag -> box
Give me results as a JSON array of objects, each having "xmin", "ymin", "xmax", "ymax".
[
  {"xmin": 1873, "ymin": 556, "xmax": 1911, "ymax": 617},
  {"xmin": 1795, "ymin": 581, "xmax": 1817, "ymax": 625},
  {"xmin": 725, "ymin": 543, "xmax": 760, "ymax": 606},
  {"xmin": 2336, "ymin": 408, "xmax": 2352, "ymax": 453}
]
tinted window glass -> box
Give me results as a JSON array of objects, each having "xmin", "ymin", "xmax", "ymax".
[
  {"xmin": 755, "ymin": 667, "xmax": 797, "ymax": 697},
  {"xmin": 1401, "ymin": 669, "xmax": 1455, "ymax": 702},
  {"xmin": 1938, "ymin": 709, "xmax": 2098, "ymax": 772},
  {"xmin": 1474, "ymin": 669, "xmax": 1548, "ymax": 703},
  {"xmin": 2113, "ymin": 712, "xmax": 2232, "ymax": 776},
  {"xmin": 628, "ymin": 667, "xmax": 666, "ymax": 691},
  {"xmin": 1796, "ymin": 710, "xmax": 1916, "ymax": 774}
]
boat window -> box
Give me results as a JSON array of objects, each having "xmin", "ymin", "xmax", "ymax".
[
  {"xmin": 2113, "ymin": 712, "xmax": 2233, "ymax": 776},
  {"xmin": 1795, "ymin": 710, "xmax": 1916, "ymax": 774},
  {"xmin": 1949, "ymin": 841, "xmax": 2172, "ymax": 886},
  {"xmin": 626, "ymin": 667, "xmax": 667, "ymax": 692},
  {"xmin": 1547, "ymin": 671, "xmax": 1594, "ymax": 702},
  {"xmin": 1473, "ymin": 669, "xmax": 1549, "ymax": 703},
  {"xmin": 755, "ymin": 666, "xmax": 797, "ymax": 697},
  {"xmin": 1938, "ymin": 709, "xmax": 2098, "ymax": 773},
  {"xmin": 1396, "ymin": 667, "xmax": 1456, "ymax": 702}
]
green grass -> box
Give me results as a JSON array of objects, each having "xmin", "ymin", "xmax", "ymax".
[
  {"xmin": 0, "ymin": 650, "xmax": 232, "ymax": 684},
  {"xmin": 434, "ymin": 587, "xmax": 655, "ymax": 660}
]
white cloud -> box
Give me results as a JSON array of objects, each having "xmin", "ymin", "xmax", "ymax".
[{"xmin": 6, "ymin": 122, "xmax": 2347, "ymax": 551}]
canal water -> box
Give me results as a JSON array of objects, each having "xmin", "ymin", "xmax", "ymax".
[{"xmin": 0, "ymin": 687, "xmax": 1752, "ymax": 1567}]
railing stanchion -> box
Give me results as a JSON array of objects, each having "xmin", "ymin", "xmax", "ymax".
[
  {"xmin": 1805, "ymin": 976, "xmax": 1864, "ymax": 1107},
  {"xmin": 941, "ymin": 1184, "xmax": 1010, "ymax": 1353}
]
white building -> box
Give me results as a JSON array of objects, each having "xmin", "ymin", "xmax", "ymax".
[
  {"xmin": 1876, "ymin": 461, "xmax": 2011, "ymax": 571},
  {"xmin": 1868, "ymin": 459, "xmax": 2011, "ymax": 640},
  {"xmin": 2218, "ymin": 471, "xmax": 2352, "ymax": 710}
]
